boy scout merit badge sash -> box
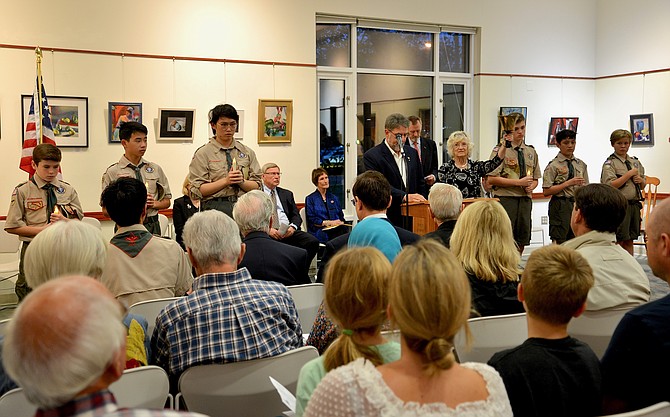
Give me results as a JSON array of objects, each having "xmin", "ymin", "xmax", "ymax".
[{"xmin": 111, "ymin": 230, "xmax": 152, "ymax": 258}]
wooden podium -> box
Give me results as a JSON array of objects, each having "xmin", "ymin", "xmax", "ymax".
[{"xmin": 403, "ymin": 198, "xmax": 500, "ymax": 236}]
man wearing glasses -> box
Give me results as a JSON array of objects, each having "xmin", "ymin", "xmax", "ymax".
[
  {"xmin": 363, "ymin": 113, "xmax": 427, "ymax": 229},
  {"xmin": 188, "ymin": 104, "xmax": 262, "ymax": 217}
]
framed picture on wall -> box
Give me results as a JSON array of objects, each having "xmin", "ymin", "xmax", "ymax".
[
  {"xmin": 258, "ymin": 99, "xmax": 293, "ymax": 143},
  {"xmin": 158, "ymin": 108, "xmax": 195, "ymax": 141},
  {"xmin": 21, "ymin": 95, "xmax": 89, "ymax": 148},
  {"xmin": 498, "ymin": 107, "xmax": 527, "ymax": 140},
  {"xmin": 630, "ymin": 113, "xmax": 654, "ymax": 147},
  {"xmin": 108, "ymin": 102, "xmax": 142, "ymax": 143},
  {"xmin": 547, "ymin": 117, "xmax": 579, "ymax": 146},
  {"xmin": 234, "ymin": 109, "xmax": 245, "ymax": 140}
]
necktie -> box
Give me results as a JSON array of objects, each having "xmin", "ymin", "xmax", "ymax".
[
  {"xmin": 413, "ymin": 141, "xmax": 421, "ymax": 162},
  {"xmin": 224, "ymin": 149, "xmax": 233, "ymax": 170},
  {"xmin": 566, "ymin": 159, "xmax": 575, "ymax": 180},
  {"xmin": 270, "ymin": 188, "xmax": 280, "ymax": 228},
  {"xmin": 515, "ymin": 147, "xmax": 526, "ymax": 178},
  {"xmin": 133, "ymin": 162, "xmax": 145, "ymax": 182},
  {"xmin": 624, "ymin": 159, "xmax": 643, "ymax": 200},
  {"xmin": 43, "ymin": 183, "xmax": 57, "ymax": 221}
]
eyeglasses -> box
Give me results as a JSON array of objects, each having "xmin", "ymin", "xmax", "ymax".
[
  {"xmin": 265, "ymin": 172, "xmax": 281, "ymax": 176},
  {"xmin": 217, "ymin": 122, "xmax": 238, "ymax": 130}
]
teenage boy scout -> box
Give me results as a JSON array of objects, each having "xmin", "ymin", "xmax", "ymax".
[{"xmin": 5, "ymin": 143, "xmax": 83, "ymax": 301}]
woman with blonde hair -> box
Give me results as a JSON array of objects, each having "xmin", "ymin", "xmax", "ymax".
[
  {"xmin": 304, "ymin": 240, "xmax": 512, "ymax": 416},
  {"xmin": 437, "ymin": 131, "xmax": 506, "ymax": 198},
  {"xmin": 450, "ymin": 200, "xmax": 524, "ymax": 317},
  {"xmin": 296, "ymin": 247, "xmax": 398, "ymax": 416}
]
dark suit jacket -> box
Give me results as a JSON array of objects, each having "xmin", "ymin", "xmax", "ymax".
[
  {"xmin": 239, "ymin": 231, "xmax": 311, "ymax": 286},
  {"xmin": 422, "ymin": 219, "xmax": 457, "ymax": 248},
  {"xmin": 363, "ymin": 141, "xmax": 427, "ymax": 228},
  {"xmin": 276, "ymin": 186, "xmax": 302, "ymax": 229},
  {"xmin": 417, "ymin": 137, "xmax": 439, "ymax": 180},
  {"xmin": 172, "ymin": 195, "xmax": 200, "ymax": 250},
  {"xmin": 316, "ymin": 218, "xmax": 420, "ymax": 283}
]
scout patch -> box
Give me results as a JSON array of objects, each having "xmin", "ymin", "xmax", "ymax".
[
  {"xmin": 26, "ymin": 199, "xmax": 44, "ymax": 211},
  {"xmin": 505, "ymin": 158, "xmax": 518, "ymax": 167},
  {"xmin": 56, "ymin": 186, "xmax": 65, "ymax": 194},
  {"xmin": 145, "ymin": 166, "xmax": 154, "ymax": 173},
  {"xmin": 238, "ymin": 152, "xmax": 246, "ymax": 158}
]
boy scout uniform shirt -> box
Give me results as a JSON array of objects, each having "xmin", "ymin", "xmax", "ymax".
[
  {"xmin": 188, "ymin": 137, "xmax": 262, "ymax": 200},
  {"xmin": 542, "ymin": 153, "xmax": 589, "ymax": 198},
  {"xmin": 102, "ymin": 155, "xmax": 172, "ymax": 218},
  {"xmin": 600, "ymin": 153, "xmax": 645, "ymax": 201},
  {"xmin": 487, "ymin": 143, "xmax": 541, "ymax": 197},
  {"xmin": 5, "ymin": 175, "xmax": 83, "ymax": 242}
]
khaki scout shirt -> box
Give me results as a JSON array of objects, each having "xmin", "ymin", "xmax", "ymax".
[
  {"xmin": 100, "ymin": 224, "xmax": 193, "ymax": 306},
  {"xmin": 5, "ymin": 175, "xmax": 83, "ymax": 242},
  {"xmin": 188, "ymin": 137, "xmax": 262, "ymax": 200},
  {"xmin": 542, "ymin": 152, "xmax": 589, "ymax": 198},
  {"xmin": 600, "ymin": 153, "xmax": 645, "ymax": 201},
  {"xmin": 487, "ymin": 143, "xmax": 541, "ymax": 197},
  {"xmin": 101, "ymin": 155, "xmax": 172, "ymax": 218}
]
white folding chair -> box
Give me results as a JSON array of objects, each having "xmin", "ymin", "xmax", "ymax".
[
  {"xmin": 0, "ymin": 388, "xmax": 36, "ymax": 417},
  {"xmin": 0, "ymin": 221, "xmax": 20, "ymax": 281},
  {"xmin": 81, "ymin": 216, "xmax": 102, "ymax": 230},
  {"xmin": 176, "ymin": 346, "xmax": 319, "ymax": 417},
  {"xmin": 0, "ymin": 318, "xmax": 11, "ymax": 337},
  {"xmin": 158, "ymin": 213, "xmax": 170, "ymax": 238},
  {"xmin": 454, "ymin": 312, "xmax": 528, "ymax": 363},
  {"xmin": 287, "ymin": 283, "xmax": 324, "ymax": 333},
  {"xmin": 601, "ymin": 401, "xmax": 670, "ymax": 417},
  {"xmin": 299, "ymin": 207, "xmax": 308, "ymax": 232},
  {"xmin": 109, "ymin": 365, "xmax": 173, "ymax": 409},
  {"xmin": 127, "ymin": 297, "xmax": 180, "ymax": 337},
  {"xmin": 568, "ymin": 307, "xmax": 633, "ymax": 359}
]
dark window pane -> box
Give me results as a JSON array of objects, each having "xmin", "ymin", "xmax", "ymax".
[
  {"xmin": 439, "ymin": 32, "xmax": 469, "ymax": 73},
  {"xmin": 319, "ymin": 80, "xmax": 346, "ymax": 203},
  {"xmin": 357, "ymin": 28, "xmax": 433, "ymax": 71},
  {"xmin": 442, "ymin": 84, "xmax": 465, "ymax": 161},
  {"xmin": 316, "ymin": 24, "xmax": 351, "ymax": 67}
]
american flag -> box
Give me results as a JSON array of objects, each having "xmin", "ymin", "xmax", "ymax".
[{"xmin": 20, "ymin": 78, "xmax": 57, "ymax": 176}]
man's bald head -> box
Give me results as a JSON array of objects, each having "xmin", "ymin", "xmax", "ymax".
[
  {"xmin": 3, "ymin": 276, "xmax": 126, "ymax": 409},
  {"xmin": 646, "ymin": 198, "xmax": 670, "ymax": 282}
]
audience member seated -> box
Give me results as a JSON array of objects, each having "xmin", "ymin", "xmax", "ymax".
[
  {"xmin": 173, "ymin": 176, "xmax": 200, "ymax": 250},
  {"xmin": 234, "ymin": 190, "xmax": 310, "ymax": 286},
  {"xmin": 601, "ymin": 198, "xmax": 670, "ymax": 414},
  {"xmin": 562, "ymin": 183, "xmax": 649, "ymax": 311},
  {"xmin": 0, "ymin": 220, "xmax": 151, "ymax": 397},
  {"xmin": 488, "ymin": 245, "xmax": 601, "ymax": 417},
  {"xmin": 100, "ymin": 178, "xmax": 193, "ymax": 306},
  {"xmin": 316, "ymin": 171, "xmax": 419, "ymax": 283},
  {"xmin": 296, "ymin": 247, "xmax": 398, "ymax": 416},
  {"xmin": 305, "ymin": 167, "xmax": 347, "ymax": 243},
  {"xmin": 261, "ymin": 162, "xmax": 320, "ymax": 264},
  {"xmin": 151, "ymin": 210, "xmax": 302, "ymax": 385},
  {"xmin": 450, "ymin": 200, "xmax": 524, "ymax": 317},
  {"xmin": 2, "ymin": 276, "xmax": 203, "ymax": 417},
  {"xmin": 304, "ymin": 240, "xmax": 513, "ymax": 416},
  {"xmin": 422, "ymin": 183, "xmax": 463, "ymax": 248}
]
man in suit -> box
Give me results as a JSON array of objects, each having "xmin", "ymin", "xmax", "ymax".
[
  {"xmin": 423, "ymin": 183, "xmax": 463, "ymax": 248},
  {"xmin": 262, "ymin": 162, "xmax": 320, "ymax": 263},
  {"xmin": 234, "ymin": 190, "xmax": 311, "ymax": 286},
  {"xmin": 408, "ymin": 115, "xmax": 438, "ymax": 188},
  {"xmin": 316, "ymin": 171, "xmax": 419, "ymax": 282},
  {"xmin": 363, "ymin": 113, "xmax": 427, "ymax": 229}
]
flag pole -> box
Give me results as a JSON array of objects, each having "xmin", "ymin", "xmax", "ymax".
[{"xmin": 35, "ymin": 47, "xmax": 43, "ymax": 145}]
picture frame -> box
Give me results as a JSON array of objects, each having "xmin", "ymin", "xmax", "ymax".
[
  {"xmin": 547, "ymin": 117, "xmax": 579, "ymax": 146},
  {"xmin": 21, "ymin": 95, "xmax": 89, "ymax": 148},
  {"xmin": 108, "ymin": 102, "xmax": 142, "ymax": 143},
  {"xmin": 234, "ymin": 109, "xmax": 245, "ymax": 140},
  {"xmin": 498, "ymin": 107, "xmax": 527, "ymax": 140},
  {"xmin": 258, "ymin": 99, "xmax": 293, "ymax": 143},
  {"xmin": 630, "ymin": 113, "xmax": 654, "ymax": 147},
  {"xmin": 158, "ymin": 108, "xmax": 195, "ymax": 141}
]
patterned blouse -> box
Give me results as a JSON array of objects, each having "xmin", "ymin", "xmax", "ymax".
[{"xmin": 437, "ymin": 156, "xmax": 503, "ymax": 198}]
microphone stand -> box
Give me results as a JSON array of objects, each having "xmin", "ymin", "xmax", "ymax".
[{"xmin": 398, "ymin": 134, "xmax": 411, "ymax": 232}]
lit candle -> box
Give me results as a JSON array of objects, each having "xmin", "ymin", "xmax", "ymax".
[
  {"xmin": 231, "ymin": 157, "xmax": 238, "ymax": 171},
  {"xmin": 526, "ymin": 167, "xmax": 533, "ymax": 178},
  {"xmin": 53, "ymin": 206, "xmax": 60, "ymax": 216}
]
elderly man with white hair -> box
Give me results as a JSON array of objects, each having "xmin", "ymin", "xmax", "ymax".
[
  {"xmin": 2, "ymin": 275, "xmax": 204, "ymax": 416},
  {"xmin": 151, "ymin": 210, "xmax": 302, "ymax": 382},
  {"xmin": 423, "ymin": 183, "xmax": 463, "ymax": 248}
]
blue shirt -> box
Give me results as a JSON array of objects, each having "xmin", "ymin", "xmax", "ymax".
[
  {"xmin": 151, "ymin": 268, "xmax": 303, "ymax": 377},
  {"xmin": 305, "ymin": 190, "xmax": 345, "ymax": 243}
]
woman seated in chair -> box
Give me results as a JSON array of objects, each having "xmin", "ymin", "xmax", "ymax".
[
  {"xmin": 450, "ymin": 200, "xmax": 524, "ymax": 318},
  {"xmin": 305, "ymin": 168, "xmax": 347, "ymax": 243},
  {"xmin": 304, "ymin": 240, "xmax": 513, "ymax": 417},
  {"xmin": 295, "ymin": 247, "xmax": 398, "ymax": 417}
]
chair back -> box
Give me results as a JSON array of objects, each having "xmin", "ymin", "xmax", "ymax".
[
  {"xmin": 299, "ymin": 207, "xmax": 307, "ymax": 232},
  {"xmin": 601, "ymin": 401, "xmax": 670, "ymax": 416},
  {"xmin": 177, "ymin": 346, "xmax": 319, "ymax": 417},
  {"xmin": 287, "ymin": 283, "xmax": 324, "ymax": 332},
  {"xmin": 158, "ymin": 213, "xmax": 170, "ymax": 238},
  {"xmin": 0, "ymin": 222, "xmax": 20, "ymax": 255},
  {"xmin": 640, "ymin": 176, "xmax": 661, "ymax": 242},
  {"xmin": 81, "ymin": 216, "xmax": 102, "ymax": 230},
  {"xmin": 568, "ymin": 307, "xmax": 632, "ymax": 359},
  {"xmin": 0, "ymin": 388, "xmax": 36, "ymax": 417},
  {"xmin": 0, "ymin": 318, "xmax": 11, "ymax": 337},
  {"xmin": 454, "ymin": 312, "xmax": 527, "ymax": 363},
  {"xmin": 109, "ymin": 365, "xmax": 172, "ymax": 409},
  {"xmin": 127, "ymin": 297, "xmax": 180, "ymax": 336}
]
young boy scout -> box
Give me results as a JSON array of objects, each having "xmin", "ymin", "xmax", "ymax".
[
  {"xmin": 542, "ymin": 129, "xmax": 588, "ymax": 243},
  {"xmin": 5, "ymin": 143, "xmax": 83, "ymax": 301}
]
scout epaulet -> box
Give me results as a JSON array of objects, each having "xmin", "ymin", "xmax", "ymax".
[
  {"xmin": 526, "ymin": 144, "xmax": 535, "ymax": 148},
  {"xmin": 14, "ymin": 181, "xmax": 28, "ymax": 189},
  {"xmin": 191, "ymin": 144, "xmax": 207, "ymax": 159}
]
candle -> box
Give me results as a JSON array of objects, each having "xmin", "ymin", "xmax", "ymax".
[
  {"xmin": 232, "ymin": 157, "xmax": 238, "ymax": 171},
  {"xmin": 526, "ymin": 167, "xmax": 533, "ymax": 177},
  {"xmin": 53, "ymin": 206, "xmax": 60, "ymax": 215}
]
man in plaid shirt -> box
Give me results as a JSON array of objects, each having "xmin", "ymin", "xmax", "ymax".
[{"xmin": 151, "ymin": 210, "xmax": 303, "ymax": 381}]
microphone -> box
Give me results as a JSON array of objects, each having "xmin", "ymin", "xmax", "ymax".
[{"xmin": 396, "ymin": 134, "xmax": 408, "ymax": 159}]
